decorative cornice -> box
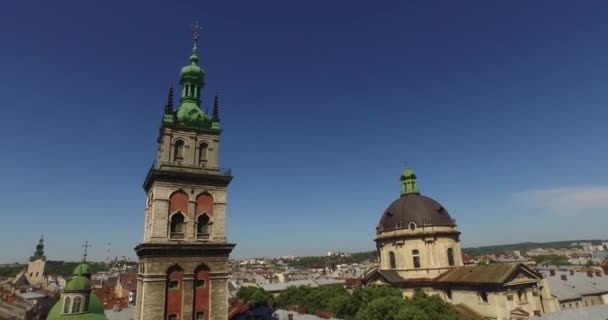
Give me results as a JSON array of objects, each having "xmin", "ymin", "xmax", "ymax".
[{"xmin": 134, "ymin": 242, "xmax": 235, "ymax": 258}]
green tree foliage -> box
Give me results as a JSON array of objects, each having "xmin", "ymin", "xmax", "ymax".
[
  {"xmin": 533, "ymin": 255, "xmax": 571, "ymax": 266},
  {"xmin": 0, "ymin": 261, "xmax": 108, "ymax": 277},
  {"xmin": 0, "ymin": 264, "xmax": 25, "ymax": 277},
  {"xmin": 355, "ymin": 290, "xmax": 458, "ymax": 320},
  {"xmin": 286, "ymin": 251, "xmax": 377, "ymax": 268},
  {"xmin": 236, "ymin": 286, "xmax": 274, "ymax": 306},
  {"xmin": 276, "ymin": 285, "xmax": 457, "ymax": 320}
]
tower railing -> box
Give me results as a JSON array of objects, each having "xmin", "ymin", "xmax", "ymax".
[
  {"xmin": 169, "ymin": 232, "xmax": 185, "ymax": 240},
  {"xmin": 149, "ymin": 161, "xmax": 232, "ymax": 176}
]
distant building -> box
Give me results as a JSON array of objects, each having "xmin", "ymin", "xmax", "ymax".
[
  {"xmin": 537, "ymin": 267, "xmax": 608, "ymax": 310},
  {"xmin": 25, "ymin": 236, "xmax": 46, "ymax": 286},
  {"xmin": 363, "ymin": 167, "xmax": 560, "ymax": 319}
]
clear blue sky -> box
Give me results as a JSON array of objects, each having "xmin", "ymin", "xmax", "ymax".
[{"xmin": 1, "ymin": 1, "xmax": 607, "ymax": 263}]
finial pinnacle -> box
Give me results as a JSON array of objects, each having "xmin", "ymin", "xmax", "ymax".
[
  {"xmin": 165, "ymin": 83, "xmax": 174, "ymax": 112},
  {"xmin": 192, "ymin": 21, "xmax": 201, "ymax": 43}
]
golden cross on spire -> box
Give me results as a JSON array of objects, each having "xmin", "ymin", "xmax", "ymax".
[
  {"xmin": 192, "ymin": 21, "xmax": 201, "ymax": 42},
  {"xmin": 81, "ymin": 240, "xmax": 91, "ymax": 262}
]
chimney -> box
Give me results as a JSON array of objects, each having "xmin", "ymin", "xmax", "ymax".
[
  {"xmin": 587, "ymin": 271, "xmax": 593, "ymax": 278},
  {"xmin": 569, "ymin": 270, "xmax": 574, "ymax": 276},
  {"xmin": 560, "ymin": 275, "xmax": 567, "ymax": 281},
  {"xmin": 549, "ymin": 270, "xmax": 556, "ymax": 276}
]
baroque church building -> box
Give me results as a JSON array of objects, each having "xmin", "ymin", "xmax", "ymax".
[
  {"xmin": 364, "ymin": 168, "xmax": 560, "ymax": 320},
  {"xmin": 134, "ymin": 27, "xmax": 235, "ymax": 320}
]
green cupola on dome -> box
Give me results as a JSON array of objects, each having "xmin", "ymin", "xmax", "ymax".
[
  {"xmin": 162, "ymin": 22, "xmax": 221, "ymax": 131},
  {"xmin": 400, "ymin": 166, "xmax": 420, "ymax": 195}
]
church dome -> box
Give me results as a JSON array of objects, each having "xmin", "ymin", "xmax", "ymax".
[
  {"xmin": 180, "ymin": 63, "xmax": 205, "ymax": 82},
  {"xmin": 378, "ymin": 193, "xmax": 456, "ymax": 232},
  {"xmin": 64, "ymin": 276, "xmax": 91, "ymax": 291},
  {"xmin": 73, "ymin": 263, "xmax": 92, "ymax": 276},
  {"xmin": 378, "ymin": 167, "xmax": 456, "ymax": 232}
]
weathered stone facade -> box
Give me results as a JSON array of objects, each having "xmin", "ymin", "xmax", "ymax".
[{"xmin": 135, "ymin": 29, "xmax": 234, "ymax": 320}]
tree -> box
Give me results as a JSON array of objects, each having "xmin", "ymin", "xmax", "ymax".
[
  {"xmin": 355, "ymin": 296, "xmax": 406, "ymax": 320},
  {"xmin": 236, "ymin": 286, "xmax": 274, "ymax": 306},
  {"xmin": 354, "ymin": 290, "xmax": 458, "ymax": 320}
]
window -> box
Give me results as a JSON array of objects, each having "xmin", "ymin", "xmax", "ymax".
[
  {"xmin": 174, "ymin": 140, "xmax": 185, "ymax": 161},
  {"xmin": 195, "ymin": 279, "xmax": 206, "ymax": 288},
  {"xmin": 408, "ymin": 222, "xmax": 416, "ymax": 231},
  {"xmin": 168, "ymin": 314, "xmax": 177, "ymax": 320},
  {"xmin": 168, "ymin": 280, "xmax": 179, "ymax": 290},
  {"xmin": 199, "ymin": 143, "xmax": 208, "ymax": 163},
  {"xmin": 72, "ymin": 296, "xmax": 82, "ymax": 313},
  {"xmin": 389, "ymin": 252, "xmax": 396, "ymax": 269},
  {"xmin": 170, "ymin": 213, "xmax": 185, "ymax": 239},
  {"xmin": 412, "ymin": 250, "xmax": 420, "ymax": 268},
  {"xmin": 447, "ymin": 248, "xmax": 455, "ymax": 266},
  {"xmin": 446, "ymin": 288, "xmax": 452, "ymax": 300},
  {"xmin": 197, "ymin": 214, "xmax": 210, "ymax": 240},
  {"xmin": 518, "ymin": 289, "xmax": 527, "ymax": 303},
  {"xmin": 507, "ymin": 294, "xmax": 513, "ymax": 301},
  {"xmin": 35, "ymin": 272, "xmax": 39, "ymax": 277},
  {"xmin": 196, "ymin": 311, "xmax": 205, "ymax": 320},
  {"xmin": 534, "ymin": 311, "xmax": 541, "ymax": 316},
  {"xmin": 63, "ymin": 297, "xmax": 71, "ymax": 314},
  {"xmin": 479, "ymin": 291, "xmax": 488, "ymax": 303}
]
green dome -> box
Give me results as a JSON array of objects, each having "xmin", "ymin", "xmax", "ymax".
[
  {"xmin": 65, "ymin": 276, "xmax": 91, "ymax": 291},
  {"xmin": 401, "ymin": 168, "xmax": 416, "ymax": 178},
  {"xmin": 180, "ymin": 63, "xmax": 205, "ymax": 82},
  {"xmin": 176, "ymin": 103, "xmax": 209, "ymax": 125},
  {"xmin": 47, "ymin": 293, "xmax": 107, "ymax": 320},
  {"xmin": 73, "ymin": 263, "xmax": 92, "ymax": 276}
]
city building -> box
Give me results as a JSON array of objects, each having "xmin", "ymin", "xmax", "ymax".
[
  {"xmin": 363, "ymin": 167, "xmax": 560, "ymax": 319},
  {"xmin": 134, "ymin": 25, "xmax": 235, "ymax": 320}
]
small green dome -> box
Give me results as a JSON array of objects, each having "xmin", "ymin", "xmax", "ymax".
[
  {"xmin": 401, "ymin": 168, "xmax": 416, "ymax": 178},
  {"xmin": 65, "ymin": 276, "xmax": 91, "ymax": 291},
  {"xmin": 73, "ymin": 263, "xmax": 92, "ymax": 276},
  {"xmin": 180, "ymin": 63, "xmax": 205, "ymax": 82}
]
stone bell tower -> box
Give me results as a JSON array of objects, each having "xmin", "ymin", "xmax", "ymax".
[{"xmin": 135, "ymin": 24, "xmax": 235, "ymax": 320}]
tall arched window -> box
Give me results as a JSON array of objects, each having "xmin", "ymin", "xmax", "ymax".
[
  {"xmin": 199, "ymin": 143, "xmax": 208, "ymax": 164},
  {"xmin": 447, "ymin": 248, "xmax": 455, "ymax": 266},
  {"xmin": 72, "ymin": 296, "xmax": 82, "ymax": 313},
  {"xmin": 174, "ymin": 140, "xmax": 185, "ymax": 161},
  {"xmin": 389, "ymin": 252, "xmax": 396, "ymax": 269},
  {"xmin": 170, "ymin": 213, "xmax": 185, "ymax": 239},
  {"xmin": 63, "ymin": 297, "xmax": 71, "ymax": 314},
  {"xmin": 197, "ymin": 214, "xmax": 210, "ymax": 240},
  {"xmin": 412, "ymin": 250, "xmax": 421, "ymax": 268}
]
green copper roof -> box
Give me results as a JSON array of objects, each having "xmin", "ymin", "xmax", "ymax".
[
  {"xmin": 73, "ymin": 263, "xmax": 92, "ymax": 276},
  {"xmin": 47, "ymin": 293, "xmax": 106, "ymax": 320},
  {"xmin": 65, "ymin": 276, "xmax": 91, "ymax": 291},
  {"xmin": 400, "ymin": 167, "xmax": 420, "ymax": 195},
  {"xmin": 162, "ymin": 28, "xmax": 221, "ymax": 132}
]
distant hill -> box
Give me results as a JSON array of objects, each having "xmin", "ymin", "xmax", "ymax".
[
  {"xmin": 0, "ymin": 261, "xmax": 108, "ymax": 278},
  {"xmin": 462, "ymin": 239, "xmax": 607, "ymax": 257}
]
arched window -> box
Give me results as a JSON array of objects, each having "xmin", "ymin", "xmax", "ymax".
[
  {"xmin": 170, "ymin": 213, "xmax": 185, "ymax": 239},
  {"xmin": 63, "ymin": 297, "xmax": 71, "ymax": 314},
  {"xmin": 447, "ymin": 248, "xmax": 455, "ymax": 266},
  {"xmin": 389, "ymin": 252, "xmax": 396, "ymax": 269},
  {"xmin": 412, "ymin": 250, "xmax": 421, "ymax": 268},
  {"xmin": 174, "ymin": 140, "xmax": 185, "ymax": 161},
  {"xmin": 197, "ymin": 214, "xmax": 211, "ymax": 240},
  {"xmin": 198, "ymin": 143, "xmax": 208, "ymax": 164},
  {"xmin": 72, "ymin": 296, "xmax": 82, "ymax": 313}
]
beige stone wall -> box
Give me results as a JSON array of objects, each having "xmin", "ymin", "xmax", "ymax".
[
  {"xmin": 25, "ymin": 259, "xmax": 45, "ymax": 286},
  {"xmin": 144, "ymin": 181, "xmax": 228, "ymax": 244},
  {"xmin": 157, "ymin": 127, "xmax": 220, "ymax": 170},
  {"xmin": 402, "ymin": 286, "xmax": 547, "ymax": 319},
  {"xmin": 377, "ymin": 226, "xmax": 462, "ymax": 279},
  {"xmin": 136, "ymin": 257, "xmax": 229, "ymax": 320}
]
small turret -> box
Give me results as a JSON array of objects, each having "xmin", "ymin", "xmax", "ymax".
[{"xmin": 400, "ymin": 167, "xmax": 420, "ymax": 195}]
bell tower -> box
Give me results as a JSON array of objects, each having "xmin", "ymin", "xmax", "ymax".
[{"xmin": 135, "ymin": 23, "xmax": 235, "ymax": 320}]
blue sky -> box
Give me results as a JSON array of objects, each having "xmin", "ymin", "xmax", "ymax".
[{"xmin": 1, "ymin": 1, "xmax": 607, "ymax": 263}]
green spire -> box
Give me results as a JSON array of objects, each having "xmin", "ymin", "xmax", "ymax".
[
  {"xmin": 176, "ymin": 21, "xmax": 208, "ymax": 126},
  {"xmin": 400, "ymin": 167, "xmax": 420, "ymax": 195}
]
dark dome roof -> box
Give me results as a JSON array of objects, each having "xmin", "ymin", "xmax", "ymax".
[{"xmin": 378, "ymin": 193, "xmax": 455, "ymax": 231}]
